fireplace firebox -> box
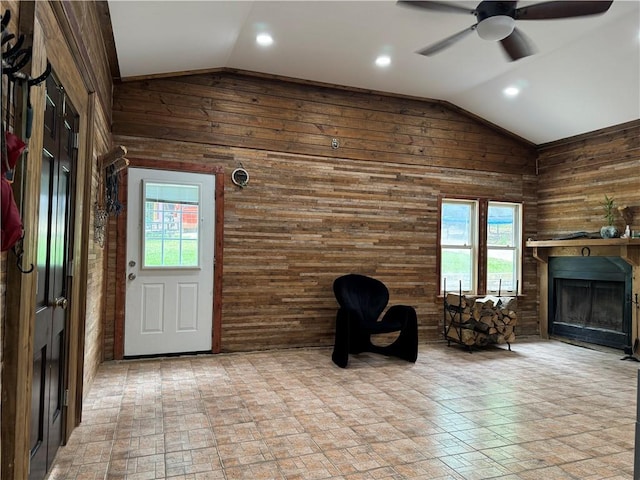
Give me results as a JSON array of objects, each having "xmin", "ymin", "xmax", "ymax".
[{"xmin": 548, "ymin": 256, "xmax": 632, "ymax": 350}]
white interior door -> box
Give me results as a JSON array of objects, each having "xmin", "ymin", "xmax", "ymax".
[{"xmin": 125, "ymin": 167, "xmax": 215, "ymax": 356}]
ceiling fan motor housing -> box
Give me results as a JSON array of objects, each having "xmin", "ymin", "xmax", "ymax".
[{"xmin": 475, "ymin": 1, "xmax": 517, "ymax": 22}]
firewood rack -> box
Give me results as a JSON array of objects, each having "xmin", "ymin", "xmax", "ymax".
[
  {"xmin": 443, "ymin": 281, "xmax": 477, "ymax": 353},
  {"xmin": 443, "ymin": 280, "xmax": 517, "ymax": 353}
]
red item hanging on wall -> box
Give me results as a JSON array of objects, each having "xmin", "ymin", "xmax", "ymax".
[
  {"xmin": 1, "ymin": 131, "xmax": 26, "ymax": 251},
  {"xmin": 4, "ymin": 131, "xmax": 26, "ymax": 171}
]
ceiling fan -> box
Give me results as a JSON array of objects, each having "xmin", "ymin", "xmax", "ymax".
[{"xmin": 398, "ymin": 1, "xmax": 614, "ymax": 61}]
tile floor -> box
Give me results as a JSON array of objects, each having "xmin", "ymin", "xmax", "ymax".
[{"xmin": 46, "ymin": 339, "xmax": 637, "ymax": 480}]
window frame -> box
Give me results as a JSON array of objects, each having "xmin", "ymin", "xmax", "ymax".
[
  {"xmin": 438, "ymin": 196, "xmax": 523, "ymax": 297},
  {"xmin": 485, "ymin": 200, "xmax": 522, "ymax": 295},
  {"xmin": 439, "ymin": 198, "xmax": 479, "ymax": 295}
]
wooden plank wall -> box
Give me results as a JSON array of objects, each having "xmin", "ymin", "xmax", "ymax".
[
  {"xmin": 113, "ymin": 73, "xmax": 536, "ymax": 173},
  {"xmin": 536, "ymin": 120, "xmax": 640, "ymax": 238},
  {"xmin": 1, "ymin": 1, "xmax": 114, "ymax": 477},
  {"xmin": 84, "ymin": 97, "xmax": 111, "ymax": 386},
  {"xmin": 109, "ymin": 72, "xmax": 540, "ymax": 354},
  {"xmin": 0, "ymin": 0, "xmax": 20, "ymax": 426}
]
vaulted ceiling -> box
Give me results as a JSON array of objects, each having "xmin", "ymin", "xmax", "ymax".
[{"xmin": 107, "ymin": 1, "xmax": 640, "ymax": 145}]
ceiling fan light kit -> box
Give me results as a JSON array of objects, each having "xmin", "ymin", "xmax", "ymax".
[
  {"xmin": 399, "ymin": 0, "xmax": 614, "ymax": 61},
  {"xmin": 476, "ymin": 15, "xmax": 515, "ymax": 41}
]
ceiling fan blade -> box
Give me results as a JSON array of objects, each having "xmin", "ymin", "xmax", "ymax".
[
  {"xmin": 397, "ymin": 1, "xmax": 475, "ymax": 15},
  {"xmin": 417, "ymin": 25, "xmax": 477, "ymax": 56},
  {"xmin": 500, "ymin": 27, "xmax": 537, "ymax": 61},
  {"xmin": 515, "ymin": 1, "xmax": 613, "ymax": 20}
]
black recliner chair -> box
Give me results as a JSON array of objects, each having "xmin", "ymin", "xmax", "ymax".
[{"xmin": 332, "ymin": 273, "xmax": 418, "ymax": 368}]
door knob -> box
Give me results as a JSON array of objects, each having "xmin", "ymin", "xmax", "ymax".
[
  {"xmin": 128, "ymin": 273, "xmax": 136, "ymax": 280},
  {"xmin": 52, "ymin": 297, "xmax": 68, "ymax": 309}
]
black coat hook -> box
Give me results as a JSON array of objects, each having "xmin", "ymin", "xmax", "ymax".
[
  {"xmin": 28, "ymin": 60, "xmax": 51, "ymax": 87},
  {"xmin": 1, "ymin": 9, "xmax": 10, "ymax": 30},
  {"xmin": 3, "ymin": 34, "xmax": 25, "ymax": 57},
  {"xmin": 3, "ymin": 47, "xmax": 31, "ymax": 75},
  {"xmin": 2, "ymin": 31, "xmax": 15, "ymax": 46},
  {"xmin": 11, "ymin": 235, "xmax": 34, "ymax": 274}
]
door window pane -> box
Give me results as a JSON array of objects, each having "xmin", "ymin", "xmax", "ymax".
[{"xmin": 143, "ymin": 182, "xmax": 200, "ymax": 268}]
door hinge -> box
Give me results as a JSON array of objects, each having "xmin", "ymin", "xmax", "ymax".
[
  {"xmin": 68, "ymin": 260, "xmax": 74, "ymax": 276},
  {"xmin": 72, "ymin": 132, "xmax": 79, "ymax": 150},
  {"xmin": 63, "ymin": 389, "xmax": 69, "ymax": 407}
]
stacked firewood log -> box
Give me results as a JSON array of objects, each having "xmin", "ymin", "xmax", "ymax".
[{"xmin": 444, "ymin": 294, "xmax": 517, "ymax": 347}]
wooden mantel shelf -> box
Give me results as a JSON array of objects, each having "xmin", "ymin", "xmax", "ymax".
[
  {"xmin": 526, "ymin": 238, "xmax": 640, "ymax": 266},
  {"xmin": 526, "ymin": 238, "xmax": 640, "ymax": 248}
]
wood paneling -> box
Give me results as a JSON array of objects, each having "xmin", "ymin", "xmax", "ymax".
[
  {"xmin": 110, "ymin": 71, "xmax": 539, "ymax": 354},
  {"xmin": 50, "ymin": 1, "xmax": 112, "ymax": 118},
  {"xmin": 1, "ymin": 1, "xmax": 114, "ymax": 478},
  {"xmin": 0, "ymin": 5, "xmax": 21, "ymax": 459},
  {"xmin": 83, "ymin": 94, "xmax": 110, "ymax": 396},
  {"xmin": 536, "ymin": 121, "xmax": 640, "ymax": 238},
  {"xmin": 113, "ymin": 73, "xmax": 536, "ymax": 175}
]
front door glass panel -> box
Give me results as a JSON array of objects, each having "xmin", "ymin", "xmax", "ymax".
[{"xmin": 142, "ymin": 181, "xmax": 200, "ymax": 268}]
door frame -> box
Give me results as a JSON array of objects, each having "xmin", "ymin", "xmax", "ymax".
[
  {"xmin": 1, "ymin": 2, "xmax": 94, "ymax": 479},
  {"xmin": 113, "ymin": 159, "xmax": 225, "ymax": 359}
]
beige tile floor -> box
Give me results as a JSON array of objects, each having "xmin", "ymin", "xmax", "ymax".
[{"xmin": 46, "ymin": 339, "xmax": 637, "ymax": 480}]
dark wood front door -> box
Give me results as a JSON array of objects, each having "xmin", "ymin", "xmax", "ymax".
[{"xmin": 29, "ymin": 74, "xmax": 78, "ymax": 480}]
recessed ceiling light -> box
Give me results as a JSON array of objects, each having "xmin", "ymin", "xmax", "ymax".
[
  {"xmin": 503, "ymin": 86, "xmax": 520, "ymax": 98},
  {"xmin": 256, "ymin": 33, "xmax": 273, "ymax": 47},
  {"xmin": 375, "ymin": 55, "xmax": 391, "ymax": 67}
]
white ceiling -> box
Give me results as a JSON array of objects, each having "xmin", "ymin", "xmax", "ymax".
[{"xmin": 107, "ymin": 0, "xmax": 640, "ymax": 145}]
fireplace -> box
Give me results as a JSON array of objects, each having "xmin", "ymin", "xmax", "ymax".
[{"xmin": 548, "ymin": 257, "xmax": 632, "ymax": 350}]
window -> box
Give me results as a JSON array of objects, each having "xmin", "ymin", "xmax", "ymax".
[
  {"xmin": 142, "ymin": 181, "xmax": 201, "ymax": 268},
  {"xmin": 440, "ymin": 198, "xmax": 522, "ymax": 295},
  {"xmin": 440, "ymin": 200, "xmax": 477, "ymax": 293},
  {"xmin": 486, "ymin": 202, "xmax": 521, "ymax": 293}
]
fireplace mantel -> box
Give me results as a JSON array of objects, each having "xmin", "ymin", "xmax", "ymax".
[
  {"xmin": 526, "ymin": 238, "xmax": 640, "ymax": 266},
  {"xmin": 526, "ymin": 237, "xmax": 640, "ymax": 343}
]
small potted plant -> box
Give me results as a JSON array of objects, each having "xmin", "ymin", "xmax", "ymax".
[{"xmin": 600, "ymin": 195, "xmax": 619, "ymax": 238}]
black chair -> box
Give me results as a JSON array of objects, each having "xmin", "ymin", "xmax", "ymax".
[{"xmin": 331, "ymin": 273, "xmax": 418, "ymax": 368}]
